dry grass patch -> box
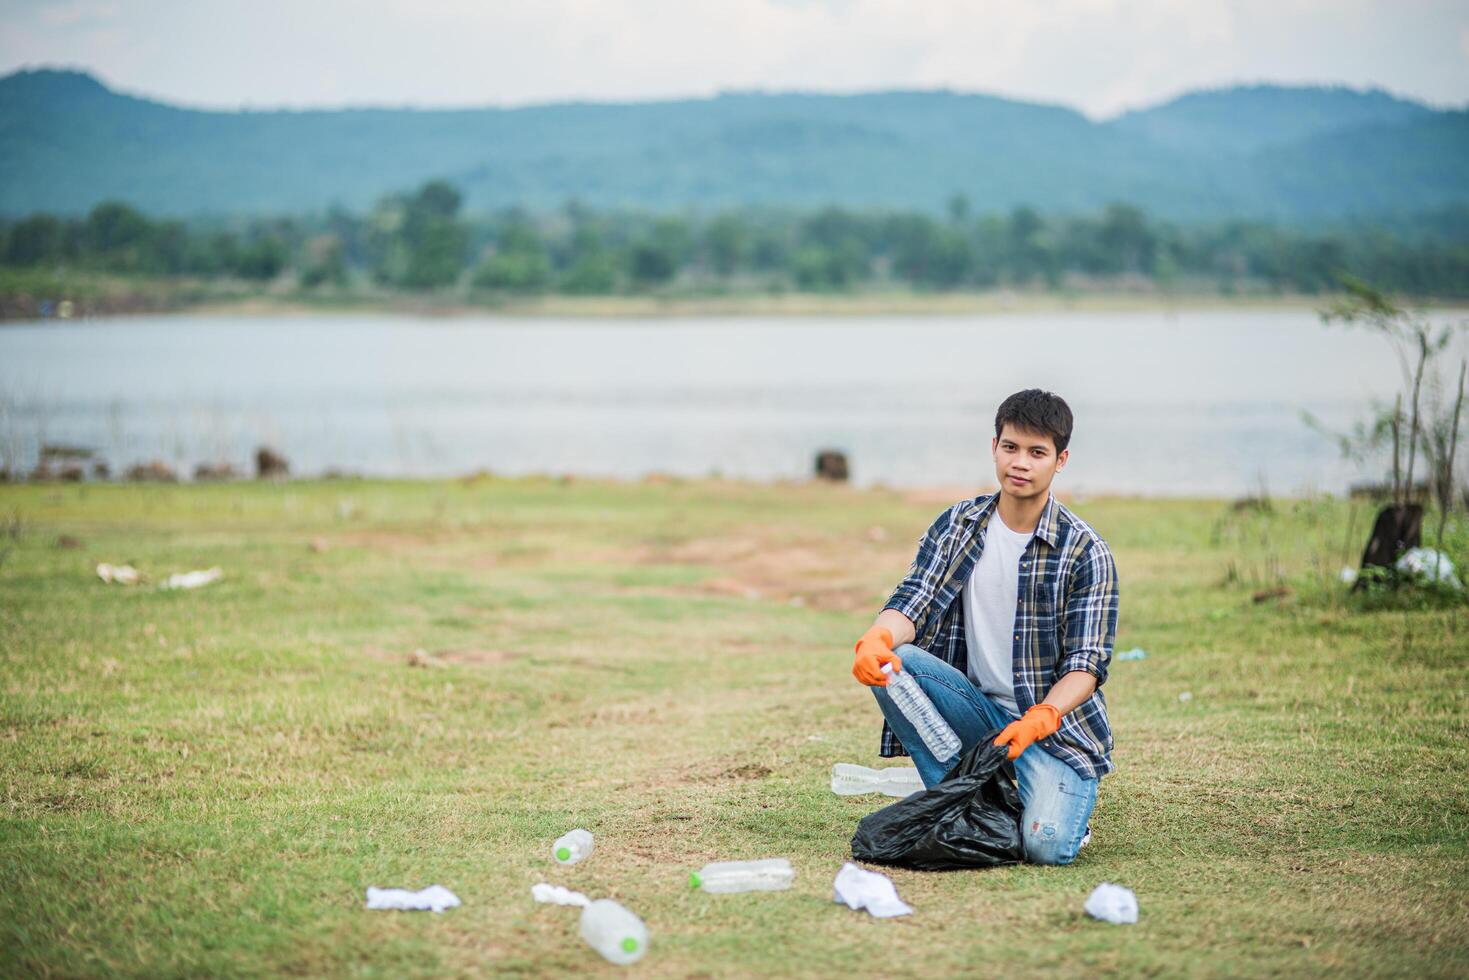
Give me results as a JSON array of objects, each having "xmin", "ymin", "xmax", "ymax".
[{"xmin": 624, "ymin": 526, "xmax": 912, "ymax": 612}]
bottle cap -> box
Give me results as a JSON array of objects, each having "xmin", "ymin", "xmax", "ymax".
[
  {"xmin": 688, "ymin": 872, "xmax": 702, "ymax": 889},
  {"xmin": 880, "ymin": 663, "xmax": 894, "ymax": 675},
  {"xmin": 621, "ymin": 937, "xmax": 639, "ymax": 953},
  {"xmin": 556, "ymin": 847, "xmax": 571, "ymax": 861}
]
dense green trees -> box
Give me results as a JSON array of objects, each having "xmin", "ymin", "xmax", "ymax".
[
  {"xmin": 3, "ymin": 183, "xmax": 1467, "ymax": 298},
  {"xmin": 0, "ymin": 200, "xmax": 294, "ymax": 280},
  {"xmin": 366, "ymin": 180, "xmax": 469, "ymax": 289},
  {"xmin": 472, "ymin": 218, "xmax": 551, "ymax": 292}
]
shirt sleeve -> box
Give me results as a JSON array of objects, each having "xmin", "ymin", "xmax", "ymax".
[
  {"xmin": 1058, "ymin": 539, "xmax": 1120, "ymax": 686},
  {"xmin": 881, "ymin": 507, "xmax": 954, "ymax": 637}
]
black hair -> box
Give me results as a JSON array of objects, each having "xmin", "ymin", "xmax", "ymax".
[{"xmin": 994, "ymin": 389, "xmax": 1073, "ymax": 453}]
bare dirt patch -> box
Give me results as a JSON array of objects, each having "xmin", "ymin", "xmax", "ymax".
[
  {"xmin": 900, "ymin": 485, "xmax": 986, "ymax": 508},
  {"xmin": 626, "ymin": 528, "xmax": 910, "ymax": 613},
  {"xmin": 336, "ymin": 528, "xmax": 460, "ymax": 554},
  {"xmin": 434, "ymin": 648, "xmax": 519, "ymax": 666},
  {"xmin": 363, "ymin": 644, "xmax": 520, "ymax": 668}
]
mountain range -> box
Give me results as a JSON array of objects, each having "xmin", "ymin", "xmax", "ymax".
[{"xmin": 1, "ymin": 69, "xmax": 1464, "ymax": 223}]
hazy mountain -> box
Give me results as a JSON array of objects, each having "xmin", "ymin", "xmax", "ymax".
[
  {"xmin": 1, "ymin": 69, "xmax": 1464, "ymax": 222},
  {"xmin": 1108, "ymin": 83, "xmax": 1435, "ymax": 154}
]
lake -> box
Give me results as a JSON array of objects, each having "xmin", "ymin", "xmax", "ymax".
[{"xmin": 3, "ymin": 307, "xmax": 1466, "ymax": 496}]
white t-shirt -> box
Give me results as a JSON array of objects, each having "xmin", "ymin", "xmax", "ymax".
[{"xmin": 962, "ymin": 513, "xmax": 1034, "ymax": 714}]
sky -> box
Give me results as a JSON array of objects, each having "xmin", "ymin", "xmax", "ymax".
[{"xmin": 1, "ymin": 0, "xmax": 1467, "ymax": 118}]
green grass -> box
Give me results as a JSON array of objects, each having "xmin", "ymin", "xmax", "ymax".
[{"xmin": 1, "ymin": 478, "xmax": 1466, "ymax": 977}]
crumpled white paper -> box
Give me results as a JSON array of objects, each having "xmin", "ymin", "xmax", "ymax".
[
  {"xmin": 365, "ymin": 884, "xmax": 461, "ymax": 913},
  {"xmin": 96, "ymin": 563, "xmax": 140, "ymax": 585},
  {"xmin": 833, "ymin": 862, "xmax": 912, "ymax": 918},
  {"xmin": 160, "ymin": 567, "xmax": 224, "ymax": 590},
  {"xmin": 1084, "ymin": 882, "xmax": 1138, "ymax": 924},
  {"xmin": 531, "ymin": 882, "xmax": 591, "ymax": 908}
]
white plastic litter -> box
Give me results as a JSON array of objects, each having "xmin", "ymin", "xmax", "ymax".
[
  {"xmin": 96, "ymin": 563, "xmax": 140, "ymax": 585},
  {"xmin": 531, "ymin": 882, "xmax": 590, "ymax": 907},
  {"xmin": 1116, "ymin": 647, "xmax": 1147, "ymax": 661},
  {"xmin": 580, "ymin": 898, "xmax": 649, "ymax": 965},
  {"xmin": 553, "ymin": 828, "xmax": 594, "ymax": 865},
  {"xmin": 1178, "ymin": 691, "xmax": 1193, "ymax": 702},
  {"xmin": 365, "ymin": 884, "xmax": 461, "ymax": 912},
  {"xmin": 1339, "ymin": 566, "xmax": 1358, "ymax": 585},
  {"xmin": 1395, "ymin": 547, "xmax": 1462, "ymax": 589},
  {"xmin": 880, "ymin": 662, "xmax": 962, "ymax": 762},
  {"xmin": 831, "ymin": 763, "xmax": 924, "ymax": 797},
  {"xmin": 833, "ymin": 862, "xmax": 913, "ymax": 918},
  {"xmin": 1084, "ymin": 882, "xmax": 1138, "ymax": 924},
  {"xmin": 160, "ymin": 567, "xmax": 224, "ymax": 591},
  {"xmin": 690, "ymin": 858, "xmax": 794, "ymax": 893}
]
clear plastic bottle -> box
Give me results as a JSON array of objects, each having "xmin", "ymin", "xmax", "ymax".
[
  {"xmin": 830, "ymin": 763, "xmax": 925, "ymax": 797},
  {"xmin": 579, "ymin": 898, "xmax": 648, "ymax": 965},
  {"xmin": 880, "ymin": 662, "xmax": 962, "ymax": 762},
  {"xmin": 553, "ymin": 829, "xmax": 594, "ymax": 865},
  {"xmin": 689, "ymin": 858, "xmax": 794, "ymax": 893}
]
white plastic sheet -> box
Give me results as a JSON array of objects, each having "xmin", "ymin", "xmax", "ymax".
[
  {"xmin": 833, "ymin": 862, "xmax": 912, "ymax": 918},
  {"xmin": 364, "ymin": 884, "xmax": 461, "ymax": 912},
  {"xmin": 1084, "ymin": 882, "xmax": 1138, "ymax": 924}
]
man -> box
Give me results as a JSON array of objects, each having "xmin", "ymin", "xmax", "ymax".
[{"xmin": 852, "ymin": 388, "xmax": 1119, "ymax": 866}]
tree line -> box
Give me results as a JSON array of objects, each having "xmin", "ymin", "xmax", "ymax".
[{"xmin": 4, "ymin": 181, "xmax": 1467, "ymax": 297}]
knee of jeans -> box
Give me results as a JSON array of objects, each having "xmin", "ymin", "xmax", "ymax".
[
  {"xmin": 892, "ymin": 644, "xmax": 936, "ymax": 673},
  {"xmin": 1022, "ymin": 821, "xmax": 1077, "ymax": 866}
]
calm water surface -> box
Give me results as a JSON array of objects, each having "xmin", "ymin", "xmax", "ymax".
[{"xmin": 3, "ymin": 309, "xmax": 1466, "ymax": 496}]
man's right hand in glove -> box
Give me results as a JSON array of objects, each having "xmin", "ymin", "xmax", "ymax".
[{"xmin": 852, "ymin": 625, "xmax": 901, "ymax": 686}]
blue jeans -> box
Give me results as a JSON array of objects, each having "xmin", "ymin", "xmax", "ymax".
[{"xmin": 870, "ymin": 645, "xmax": 1098, "ymax": 865}]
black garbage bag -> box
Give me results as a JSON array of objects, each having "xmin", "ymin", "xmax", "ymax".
[{"xmin": 850, "ymin": 733, "xmax": 1024, "ymax": 870}]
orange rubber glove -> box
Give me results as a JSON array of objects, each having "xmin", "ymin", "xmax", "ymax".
[
  {"xmin": 852, "ymin": 626, "xmax": 900, "ymax": 686},
  {"xmin": 993, "ymin": 703, "xmax": 1061, "ymax": 760}
]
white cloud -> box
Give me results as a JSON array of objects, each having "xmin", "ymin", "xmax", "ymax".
[{"xmin": 35, "ymin": 1, "xmax": 118, "ymax": 28}]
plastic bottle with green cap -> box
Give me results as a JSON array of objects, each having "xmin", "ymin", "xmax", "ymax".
[
  {"xmin": 579, "ymin": 899, "xmax": 648, "ymax": 965},
  {"xmin": 553, "ymin": 828, "xmax": 594, "ymax": 865},
  {"xmin": 689, "ymin": 858, "xmax": 794, "ymax": 893}
]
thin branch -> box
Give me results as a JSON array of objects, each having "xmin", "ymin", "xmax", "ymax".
[
  {"xmin": 1433, "ymin": 359, "xmax": 1467, "ymax": 581},
  {"xmin": 1392, "ymin": 393, "xmax": 1403, "ymax": 508},
  {"xmin": 1404, "ymin": 328, "xmax": 1428, "ymax": 504}
]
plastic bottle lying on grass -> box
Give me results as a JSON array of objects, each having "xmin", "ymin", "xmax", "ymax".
[
  {"xmin": 830, "ymin": 763, "xmax": 924, "ymax": 797},
  {"xmin": 532, "ymin": 885, "xmax": 647, "ymax": 965},
  {"xmin": 689, "ymin": 858, "xmax": 794, "ymax": 893},
  {"xmin": 580, "ymin": 899, "xmax": 649, "ymax": 965},
  {"xmin": 553, "ymin": 828, "xmax": 594, "ymax": 864}
]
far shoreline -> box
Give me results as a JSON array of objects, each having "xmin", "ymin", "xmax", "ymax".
[
  {"xmin": 187, "ymin": 289, "xmax": 1453, "ymax": 319},
  {"xmin": 7, "ymin": 278, "xmax": 1469, "ymax": 324},
  {"xmin": 0, "ymin": 470, "xmax": 1378, "ymax": 505}
]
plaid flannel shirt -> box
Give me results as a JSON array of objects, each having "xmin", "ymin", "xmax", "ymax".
[{"xmin": 881, "ymin": 491, "xmax": 1119, "ymax": 780}]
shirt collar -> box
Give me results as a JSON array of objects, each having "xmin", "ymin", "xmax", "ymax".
[{"xmin": 961, "ymin": 490, "xmax": 1061, "ymax": 547}]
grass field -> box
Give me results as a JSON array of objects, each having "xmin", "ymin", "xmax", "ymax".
[{"xmin": 1, "ymin": 477, "xmax": 1466, "ymax": 977}]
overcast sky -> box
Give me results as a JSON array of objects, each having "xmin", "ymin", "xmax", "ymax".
[{"xmin": 2, "ymin": 0, "xmax": 1466, "ymax": 118}]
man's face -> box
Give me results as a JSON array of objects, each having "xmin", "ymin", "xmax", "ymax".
[{"xmin": 992, "ymin": 424, "xmax": 1067, "ymax": 500}]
